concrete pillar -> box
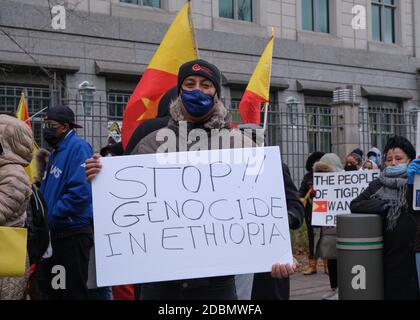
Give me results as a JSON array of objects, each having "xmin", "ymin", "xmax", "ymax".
[
  {"xmin": 331, "ymin": 100, "xmax": 360, "ymax": 160},
  {"xmin": 277, "ymin": 89, "xmax": 307, "ymax": 185},
  {"xmin": 414, "ymin": 0, "xmax": 420, "ymax": 58},
  {"xmin": 417, "ymin": 70, "xmax": 420, "ymax": 108}
]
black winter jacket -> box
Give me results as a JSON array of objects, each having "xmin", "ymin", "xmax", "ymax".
[
  {"xmin": 350, "ymin": 181, "xmax": 419, "ymax": 300},
  {"xmin": 298, "ymin": 172, "xmax": 314, "ymax": 219},
  {"xmin": 284, "ymin": 164, "xmax": 305, "ymax": 230}
]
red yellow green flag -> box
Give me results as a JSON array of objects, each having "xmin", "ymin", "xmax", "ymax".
[
  {"xmin": 121, "ymin": 1, "xmax": 198, "ymax": 148},
  {"xmin": 16, "ymin": 92, "xmax": 38, "ymax": 183},
  {"xmin": 313, "ymin": 200, "xmax": 328, "ymax": 213},
  {"xmin": 16, "ymin": 92, "xmax": 31, "ymax": 129},
  {"xmin": 239, "ymin": 28, "xmax": 275, "ymax": 125}
]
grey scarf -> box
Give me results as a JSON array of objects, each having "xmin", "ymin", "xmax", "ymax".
[{"xmin": 370, "ymin": 172, "xmax": 408, "ymax": 231}]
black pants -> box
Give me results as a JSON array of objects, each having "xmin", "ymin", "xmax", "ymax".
[
  {"xmin": 133, "ymin": 284, "xmax": 142, "ymax": 300},
  {"xmin": 327, "ymin": 259, "xmax": 338, "ymax": 289},
  {"xmin": 40, "ymin": 233, "xmax": 93, "ymax": 300},
  {"xmin": 304, "ymin": 211, "xmax": 316, "ymax": 258},
  {"xmin": 251, "ymin": 273, "xmax": 290, "ymax": 300},
  {"xmin": 140, "ymin": 276, "xmax": 237, "ymax": 300}
]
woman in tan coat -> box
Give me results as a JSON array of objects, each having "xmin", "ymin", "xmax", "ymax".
[
  {"xmin": 0, "ymin": 114, "xmax": 34, "ymax": 300},
  {"xmin": 313, "ymin": 153, "xmax": 344, "ymax": 300}
]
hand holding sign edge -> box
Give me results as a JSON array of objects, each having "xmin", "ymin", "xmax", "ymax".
[{"xmin": 86, "ymin": 153, "xmax": 102, "ymax": 182}]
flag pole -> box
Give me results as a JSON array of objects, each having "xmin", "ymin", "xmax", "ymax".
[
  {"xmin": 262, "ymin": 102, "xmax": 269, "ymax": 132},
  {"xmin": 263, "ymin": 28, "xmax": 275, "ymax": 134},
  {"xmin": 27, "ymin": 107, "xmax": 49, "ymax": 122},
  {"xmin": 188, "ymin": 0, "xmax": 199, "ymax": 58}
]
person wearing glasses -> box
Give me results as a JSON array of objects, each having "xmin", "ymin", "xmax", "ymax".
[{"xmin": 38, "ymin": 106, "xmax": 94, "ymax": 300}]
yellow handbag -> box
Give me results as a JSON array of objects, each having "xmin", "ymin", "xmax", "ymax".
[{"xmin": 0, "ymin": 226, "xmax": 28, "ymax": 277}]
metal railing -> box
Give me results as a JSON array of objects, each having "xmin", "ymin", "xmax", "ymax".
[
  {"xmin": 1, "ymin": 87, "xmax": 418, "ymax": 187},
  {"xmin": 358, "ymin": 106, "xmax": 418, "ymax": 153},
  {"xmin": 229, "ymin": 103, "xmax": 418, "ymax": 186}
]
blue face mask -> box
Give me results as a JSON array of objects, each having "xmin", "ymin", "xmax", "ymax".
[
  {"xmin": 181, "ymin": 89, "xmax": 214, "ymax": 117},
  {"xmin": 385, "ymin": 163, "xmax": 408, "ymax": 177},
  {"xmin": 368, "ymin": 155, "xmax": 378, "ymax": 165}
]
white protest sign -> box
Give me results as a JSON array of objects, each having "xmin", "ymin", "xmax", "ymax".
[
  {"xmin": 312, "ymin": 170, "xmax": 380, "ymax": 226},
  {"xmin": 92, "ymin": 147, "xmax": 292, "ymax": 287}
]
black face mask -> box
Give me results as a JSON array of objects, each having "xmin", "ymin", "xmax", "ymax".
[
  {"xmin": 43, "ymin": 128, "xmax": 62, "ymax": 148},
  {"xmin": 344, "ymin": 164, "xmax": 358, "ymax": 171}
]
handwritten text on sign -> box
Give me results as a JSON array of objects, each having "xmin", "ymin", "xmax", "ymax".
[
  {"xmin": 312, "ymin": 170, "xmax": 380, "ymax": 226},
  {"xmin": 92, "ymin": 147, "xmax": 292, "ymax": 287}
]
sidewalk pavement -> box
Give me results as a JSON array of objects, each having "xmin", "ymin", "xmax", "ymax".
[{"xmin": 290, "ymin": 272, "xmax": 332, "ymax": 300}]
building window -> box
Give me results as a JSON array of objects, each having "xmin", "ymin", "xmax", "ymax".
[
  {"xmin": 119, "ymin": 0, "xmax": 161, "ymax": 8},
  {"xmin": 302, "ymin": 0, "xmax": 330, "ymax": 33},
  {"xmin": 0, "ymin": 85, "xmax": 50, "ymax": 146},
  {"xmin": 228, "ymin": 89, "xmax": 244, "ymax": 124},
  {"xmin": 107, "ymin": 92, "xmax": 130, "ymax": 121},
  {"xmin": 366, "ymin": 102, "xmax": 403, "ymax": 151},
  {"xmin": 306, "ymin": 104, "xmax": 332, "ymax": 153},
  {"xmin": 219, "ymin": 0, "xmax": 252, "ymax": 22},
  {"xmin": 371, "ymin": 0, "xmax": 396, "ymax": 43}
]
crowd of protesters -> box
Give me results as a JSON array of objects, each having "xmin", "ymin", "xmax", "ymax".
[
  {"xmin": 300, "ymin": 143, "xmax": 420, "ymax": 300},
  {"xmin": 1, "ymin": 58, "xmax": 419, "ymax": 300}
]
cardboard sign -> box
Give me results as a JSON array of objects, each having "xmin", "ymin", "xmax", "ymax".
[
  {"xmin": 312, "ymin": 170, "xmax": 380, "ymax": 226},
  {"xmin": 92, "ymin": 147, "xmax": 292, "ymax": 287}
]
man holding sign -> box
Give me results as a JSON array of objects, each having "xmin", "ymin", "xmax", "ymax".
[{"xmin": 86, "ymin": 59, "xmax": 303, "ymax": 300}]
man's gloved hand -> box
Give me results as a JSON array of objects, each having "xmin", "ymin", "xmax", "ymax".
[{"xmin": 407, "ymin": 157, "xmax": 420, "ymax": 184}]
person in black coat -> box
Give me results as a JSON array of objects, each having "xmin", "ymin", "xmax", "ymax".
[
  {"xmin": 87, "ymin": 60, "xmax": 299, "ymax": 300},
  {"xmin": 251, "ymin": 162, "xmax": 305, "ymax": 300},
  {"xmin": 350, "ymin": 136, "xmax": 420, "ymax": 300},
  {"xmin": 299, "ymin": 151, "xmax": 325, "ymax": 275},
  {"xmin": 124, "ymin": 86, "xmax": 178, "ymax": 155}
]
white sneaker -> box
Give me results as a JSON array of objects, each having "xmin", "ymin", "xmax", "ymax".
[{"xmin": 321, "ymin": 289, "xmax": 337, "ymax": 300}]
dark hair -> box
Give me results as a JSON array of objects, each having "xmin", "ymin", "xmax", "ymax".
[
  {"xmin": 347, "ymin": 152, "xmax": 363, "ymax": 165},
  {"xmin": 305, "ymin": 151, "xmax": 325, "ymax": 172},
  {"xmin": 383, "ymin": 136, "xmax": 416, "ymax": 161},
  {"xmin": 100, "ymin": 142, "xmax": 124, "ymax": 157},
  {"xmin": 110, "ymin": 142, "xmax": 123, "ymax": 156},
  {"xmin": 351, "ymin": 148, "xmax": 364, "ymax": 159},
  {"xmin": 100, "ymin": 145, "xmax": 112, "ymax": 157}
]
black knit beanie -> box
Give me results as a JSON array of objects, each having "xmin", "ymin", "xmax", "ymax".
[
  {"xmin": 177, "ymin": 59, "xmax": 221, "ymax": 97},
  {"xmin": 351, "ymin": 148, "xmax": 364, "ymax": 159},
  {"xmin": 306, "ymin": 151, "xmax": 325, "ymax": 172},
  {"xmin": 383, "ymin": 136, "xmax": 416, "ymax": 161}
]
